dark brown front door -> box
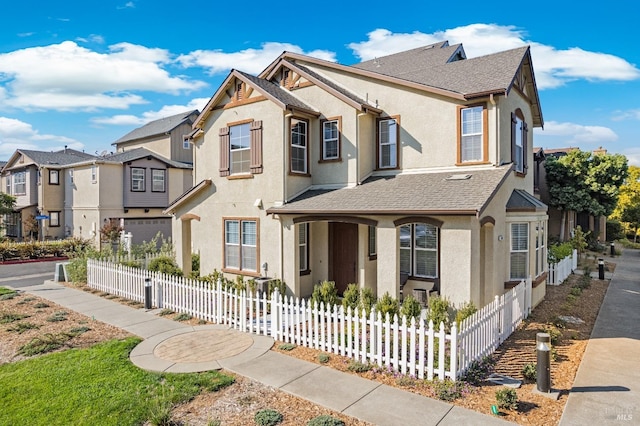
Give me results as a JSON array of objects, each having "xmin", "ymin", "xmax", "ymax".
[{"xmin": 330, "ymin": 222, "xmax": 358, "ymax": 294}]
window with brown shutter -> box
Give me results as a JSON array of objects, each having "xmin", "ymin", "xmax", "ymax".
[
  {"xmin": 250, "ymin": 120, "xmax": 263, "ymax": 174},
  {"xmin": 219, "ymin": 127, "xmax": 230, "ymax": 177}
]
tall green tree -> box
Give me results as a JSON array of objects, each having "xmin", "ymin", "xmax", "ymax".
[
  {"xmin": 612, "ymin": 165, "xmax": 640, "ymax": 239},
  {"xmin": 545, "ymin": 150, "xmax": 628, "ymax": 240},
  {"xmin": 620, "ymin": 204, "xmax": 640, "ymax": 243}
]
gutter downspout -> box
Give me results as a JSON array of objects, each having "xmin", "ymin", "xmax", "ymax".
[{"xmin": 281, "ymin": 112, "xmax": 294, "ymax": 284}]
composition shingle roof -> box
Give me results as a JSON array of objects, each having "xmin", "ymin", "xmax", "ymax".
[
  {"xmin": 18, "ymin": 148, "xmax": 95, "ymax": 166},
  {"xmin": 236, "ymin": 70, "xmax": 317, "ymax": 114},
  {"xmin": 114, "ymin": 110, "xmax": 198, "ymax": 145},
  {"xmin": 100, "ymin": 147, "xmax": 192, "ymax": 169},
  {"xmin": 267, "ymin": 166, "xmax": 513, "ymax": 216},
  {"xmin": 353, "ymin": 43, "xmax": 529, "ymax": 96},
  {"xmin": 506, "ymin": 189, "xmax": 547, "ymax": 212}
]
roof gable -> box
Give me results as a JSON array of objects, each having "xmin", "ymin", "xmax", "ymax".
[
  {"xmin": 195, "ymin": 69, "xmax": 318, "ymax": 128},
  {"xmin": 4, "ymin": 148, "xmax": 95, "ymax": 170}
]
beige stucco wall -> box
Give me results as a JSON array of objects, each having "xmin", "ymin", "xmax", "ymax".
[{"xmin": 117, "ymin": 135, "xmax": 171, "ymax": 159}]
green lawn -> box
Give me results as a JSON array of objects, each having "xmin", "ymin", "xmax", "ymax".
[{"xmin": 0, "ymin": 337, "xmax": 234, "ymax": 425}]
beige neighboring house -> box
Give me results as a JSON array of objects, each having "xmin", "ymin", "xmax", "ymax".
[
  {"xmin": 165, "ymin": 41, "xmax": 548, "ymax": 309},
  {"xmin": 65, "ymin": 147, "xmax": 192, "ymax": 247},
  {"xmin": 113, "ymin": 109, "xmax": 199, "ymax": 164},
  {"xmin": 1, "ymin": 148, "xmax": 96, "ymax": 240}
]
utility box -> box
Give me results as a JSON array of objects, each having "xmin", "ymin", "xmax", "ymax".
[{"xmin": 255, "ymin": 277, "xmax": 273, "ymax": 293}]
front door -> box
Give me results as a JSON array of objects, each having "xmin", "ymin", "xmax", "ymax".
[{"xmin": 330, "ymin": 222, "xmax": 358, "ymax": 294}]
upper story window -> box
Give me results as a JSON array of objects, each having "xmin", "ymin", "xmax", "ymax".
[
  {"xmin": 321, "ymin": 118, "xmax": 341, "ymax": 161},
  {"xmin": 49, "ymin": 169, "xmax": 59, "ymax": 185},
  {"xmin": 400, "ymin": 223, "xmax": 439, "ymax": 279},
  {"xmin": 13, "ymin": 171, "xmax": 26, "ymax": 195},
  {"xmin": 152, "ymin": 169, "xmax": 166, "ymax": 192},
  {"xmin": 5, "ymin": 174, "xmax": 11, "ymax": 195},
  {"xmin": 512, "ymin": 110, "xmax": 528, "ymax": 174},
  {"xmin": 131, "ymin": 167, "xmax": 145, "ymax": 192},
  {"xmin": 230, "ymin": 122, "xmax": 251, "ymax": 174},
  {"xmin": 377, "ymin": 117, "xmax": 399, "ymax": 169},
  {"xmin": 91, "ymin": 165, "xmax": 97, "ymax": 183},
  {"xmin": 219, "ymin": 120, "xmax": 263, "ymax": 177},
  {"xmin": 183, "ymin": 138, "xmax": 190, "ymax": 150},
  {"xmin": 69, "ymin": 170, "xmax": 74, "ymax": 184},
  {"xmin": 458, "ymin": 105, "xmax": 487, "ymax": 164},
  {"xmin": 291, "ymin": 118, "xmax": 308, "ymax": 174},
  {"xmin": 36, "ymin": 170, "xmax": 41, "ymax": 185}
]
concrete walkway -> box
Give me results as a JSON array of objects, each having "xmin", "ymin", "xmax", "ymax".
[
  {"xmin": 17, "ymin": 281, "xmax": 514, "ymax": 426},
  {"xmin": 560, "ymin": 248, "xmax": 640, "ymax": 425}
]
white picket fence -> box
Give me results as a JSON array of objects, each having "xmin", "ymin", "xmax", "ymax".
[
  {"xmin": 86, "ymin": 258, "xmax": 531, "ymax": 380},
  {"xmin": 547, "ymin": 249, "xmax": 578, "ymax": 285}
]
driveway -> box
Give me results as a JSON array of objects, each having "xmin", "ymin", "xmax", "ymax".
[{"xmin": 0, "ymin": 259, "xmax": 58, "ymax": 288}]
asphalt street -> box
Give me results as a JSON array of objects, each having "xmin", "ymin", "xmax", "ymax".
[{"xmin": 0, "ymin": 260, "xmax": 57, "ymax": 288}]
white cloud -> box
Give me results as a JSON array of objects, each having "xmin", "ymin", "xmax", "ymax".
[
  {"xmin": 117, "ymin": 1, "xmax": 135, "ymax": 9},
  {"xmin": 178, "ymin": 42, "xmax": 337, "ymax": 75},
  {"xmin": 90, "ymin": 98, "xmax": 209, "ymax": 126},
  {"xmin": 0, "ymin": 116, "xmax": 83, "ymax": 157},
  {"xmin": 0, "ymin": 41, "xmax": 206, "ymax": 111},
  {"xmin": 348, "ymin": 25, "xmax": 640, "ymax": 89},
  {"xmin": 622, "ymin": 147, "xmax": 640, "ymax": 167},
  {"xmin": 612, "ymin": 109, "xmax": 640, "ymax": 121},
  {"xmin": 534, "ymin": 121, "xmax": 618, "ymax": 144}
]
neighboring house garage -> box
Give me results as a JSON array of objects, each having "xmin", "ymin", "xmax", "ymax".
[{"xmin": 123, "ymin": 217, "xmax": 172, "ymax": 245}]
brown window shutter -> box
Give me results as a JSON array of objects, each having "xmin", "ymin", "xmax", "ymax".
[
  {"xmin": 250, "ymin": 120, "xmax": 263, "ymax": 174},
  {"xmin": 523, "ymin": 122, "xmax": 528, "ymax": 171},
  {"xmin": 219, "ymin": 127, "xmax": 230, "ymax": 177},
  {"xmin": 511, "ymin": 112, "xmax": 517, "ymax": 164}
]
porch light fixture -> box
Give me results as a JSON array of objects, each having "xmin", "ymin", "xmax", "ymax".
[{"xmin": 254, "ymin": 198, "xmax": 263, "ymax": 209}]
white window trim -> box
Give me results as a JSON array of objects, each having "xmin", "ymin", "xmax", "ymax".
[
  {"xmin": 224, "ymin": 219, "xmax": 258, "ymax": 273},
  {"xmin": 291, "ymin": 119, "xmax": 308, "ymax": 174},
  {"xmin": 131, "ymin": 167, "xmax": 145, "ymax": 192},
  {"xmin": 49, "ymin": 169, "xmax": 59, "ymax": 185},
  {"xmin": 378, "ymin": 118, "xmax": 398, "ymax": 169},
  {"xmin": 515, "ymin": 115, "xmax": 525, "ymax": 173},
  {"xmin": 400, "ymin": 223, "xmax": 438, "ymax": 279},
  {"xmin": 230, "ymin": 123, "xmax": 251, "ymax": 175},
  {"xmin": 13, "ymin": 171, "xmax": 26, "ymax": 195},
  {"xmin": 460, "ymin": 106, "xmax": 484, "ymax": 163},
  {"xmin": 322, "ymin": 120, "xmax": 339, "ymax": 160},
  {"xmin": 510, "ymin": 222, "xmax": 529, "ymax": 280},
  {"xmin": 151, "ymin": 169, "xmax": 166, "ymax": 192}
]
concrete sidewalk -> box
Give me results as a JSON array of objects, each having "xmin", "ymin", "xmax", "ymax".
[
  {"xmin": 559, "ymin": 248, "xmax": 640, "ymax": 425},
  {"xmin": 17, "ymin": 281, "xmax": 514, "ymax": 426}
]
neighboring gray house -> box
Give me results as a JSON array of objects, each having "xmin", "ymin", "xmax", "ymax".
[
  {"xmin": 66, "ymin": 147, "xmax": 192, "ymax": 247},
  {"xmin": 113, "ymin": 110, "xmax": 199, "ymax": 164},
  {"xmin": 1, "ymin": 148, "xmax": 95, "ymax": 240}
]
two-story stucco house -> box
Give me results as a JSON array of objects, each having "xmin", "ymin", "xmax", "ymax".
[
  {"xmin": 65, "ymin": 147, "xmax": 192, "ymax": 247},
  {"xmin": 165, "ymin": 41, "xmax": 548, "ymax": 309},
  {"xmin": 1, "ymin": 148, "xmax": 96, "ymax": 240}
]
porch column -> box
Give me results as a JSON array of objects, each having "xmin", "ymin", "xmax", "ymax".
[
  {"xmin": 375, "ymin": 223, "xmax": 399, "ymax": 299},
  {"xmin": 280, "ymin": 218, "xmax": 297, "ymax": 297},
  {"xmin": 178, "ymin": 213, "xmax": 200, "ymax": 276}
]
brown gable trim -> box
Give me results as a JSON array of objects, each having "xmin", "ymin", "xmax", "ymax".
[
  {"xmin": 394, "ymin": 216, "xmax": 444, "ymax": 228},
  {"xmin": 278, "ymin": 60, "xmax": 382, "ymax": 114},
  {"xmin": 269, "ymin": 52, "xmax": 467, "ymax": 101},
  {"xmin": 292, "ymin": 215, "xmax": 377, "ymax": 227},
  {"xmin": 164, "ymin": 179, "xmax": 212, "ymax": 215}
]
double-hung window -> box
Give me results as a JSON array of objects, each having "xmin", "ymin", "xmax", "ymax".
[
  {"xmin": 91, "ymin": 165, "xmax": 97, "ymax": 183},
  {"xmin": 378, "ymin": 117, "xmax": 398, "ymax": 169},
  {"xmin": 291, "ymin": 118, "xmax": 308, "ymax": 174},
  {"xmin": 230, "ymin": 122, "xmax": 251, "ymax": 174},
  {"xmin": 224, "ymin": 219, "xmax": 258, "ymax": 273},
  {"xmin": 368, "ymin": 226, "xmax": 377, "ymax": 259},
  {"xmin": 459, "ymin": 105, "xmax": 486, "ymax": 163},
  {"xmin": 49, "ymin": 211, "xmax": 60, "ymax": 227},
  {"xmin": 298, "ymin": 223, "xmax": 309, "ymax": 273},
  {"xmin": 512, "ymin": 110, "xmax": 528, "ymax": 174},
  {"xmin": 535, "ymin": 221, "xmax": 546, "ymax": 277},
  {"xmin": 399, "ymin": 223, "xmax": 438, "ymax": 278},
  {"xmin": 131, "ymin": 168, "xmax": 145, "ymax": 192},
  {"xmin": 13, "ymin": 172, "xmax": 26, "ymax": 195},
  {"xmin": 510, "ymin": 223, "xmax": 529, "ymax": 280},
  {"xmin": 151, "ymin": 169, "xmax": 165, "ymax": 192},
  {"xmin": 5, "ymin": 174, "xmax": 11, "ymax": 194},
  {"xmin": 49, "ymin": 169, "xmax": 59, "ymax": 185},
  {"xmin": 321, "ymin": 119, "xmax": 340, "ymax": 161}
]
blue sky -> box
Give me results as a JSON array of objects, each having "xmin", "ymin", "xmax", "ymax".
[{"xmin": 1, "ymin": 1, "xmax": 639, "ymax": 165}]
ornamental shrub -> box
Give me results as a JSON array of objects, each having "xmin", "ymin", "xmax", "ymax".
[
  {"xmin": 148, "ymin": 256, "xmax": 183, "ymax": 276},
  {"xmin": 495, "ymin": 388, "xmax": 518, "ymax": 410},
  {"xmin": 341, "ymin": 283, "xmax": 360, "ymax": 312},
  {"xmin": 400, "ymin": 294, "xmax": 422, "ymax": 322},
  {"xmin": 254, "ymin": 409, "xmax": 283, "ymax": 426},
  {"xmin": 375, "ymin": 292, "xmax": 399, "ymax": 321},
  {"xmin": 311, "ymin": 280, "xmax": 338, "ymax": 308}
]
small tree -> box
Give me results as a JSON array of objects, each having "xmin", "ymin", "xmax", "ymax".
[
  {"xmin": 620, "ymin": 204, "xmax": 640, "ymax": 243},
  {"xmin": 100, "ymin": 219, "xmax": 123, "ymax": 244},
  {"xmin": 23, "ymin": 214, "xmax": 39, "ymax": 241}
]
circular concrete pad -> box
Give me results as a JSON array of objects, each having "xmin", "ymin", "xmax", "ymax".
[{"xmin": 154, "ymin": 329, "xmax": 254, "ymax": 363}]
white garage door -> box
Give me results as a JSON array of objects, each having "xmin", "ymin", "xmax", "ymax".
[{"xmin": 123, "ymin": 217, "xmax": 172, "ymax": 246}]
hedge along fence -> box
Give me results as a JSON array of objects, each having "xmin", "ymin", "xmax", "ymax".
[{"xmin": 0, "ymin": 238, "xmax": 91, "ymax": 262}]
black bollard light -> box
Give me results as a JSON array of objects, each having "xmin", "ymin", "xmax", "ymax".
[
  {"xmin": 536, "ymin": 332, "xmax": 551, "ymax": 393},
  {"xmin": 144, "ymin": 277, "xmax": 152, "ymax": 309},
  {"xmin": 610, "ymin": 242, "xmax": 615, "ymax": 256},
  {"xmin": 598, "ymin": 258, "xmax": 605, "ymax": 280}
]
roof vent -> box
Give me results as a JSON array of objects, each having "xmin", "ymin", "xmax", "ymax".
[{"xmin": 446, "ymin": 174, "xmax": 472, "ymax": 181}]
